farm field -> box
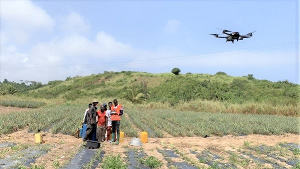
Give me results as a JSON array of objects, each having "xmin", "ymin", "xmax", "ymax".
[{"xmin": 0, "ymin": 104, "xmax": 299, "ymax": 169}]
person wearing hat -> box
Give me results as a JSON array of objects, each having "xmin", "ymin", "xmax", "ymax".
[
  {"xmin": 96, "ymin": 104, "xmax": 107, "ymax": 142},
  {"xmin": 83, "ymin": 100, "xmax": 98, "ymax": 141}
]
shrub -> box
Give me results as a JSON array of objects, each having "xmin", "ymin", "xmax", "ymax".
[
  {"xmin": 101, "ymin": 154, "xmax": 127, "ymax": 169},
  {"xmin": 171, "ymin": 68, "xmax": 181, "ymax": 75},
  {"xmin": 215, "ymin": 71, "xmax": 227, "ymax": 75},
  {"xmin": 139, "ymin": 156, "xmax": 162, "ymax": 168}
]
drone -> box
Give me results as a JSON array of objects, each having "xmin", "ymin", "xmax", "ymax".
[{"xmin": 210, "ymin": 29, "xmax": 255, "ymax": 43}]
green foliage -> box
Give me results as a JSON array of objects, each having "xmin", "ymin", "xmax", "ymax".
[
  {"xmin": 0, "ymin": 100, "xmax": 46, "ymax": 108},
  {"xmin": 101, "ymin": 154, "xmax": 127, "ymax": 169},
  {"xmin": 215, "ymin": 71, "xmax": 227, "ymax": 76},
  {"xmin": 0, "ymin": 104, "xmax": 84, "ymax": 135},
  {"xmin": 247, "ymin": 74, "xmax": 255, "ymax": 80},
  {"xmin": 293, "ymin": 162, "xmax": 300, "ymax": 169},
  {"xmin": 126, "ymin": 108, "xmax": 299, "ymax": 137},
  {"xmin": 0, "ymin": 84, "xmax": 17, "ymax": 95},
  {"xmin": 139, "ymin": 156, "xmax": 162, "ymax": 168},
  {"xmin": 0, "ymin": 79, "xmax": 43, "ymax": 95},
  {"xmin": 47, "ymin": 80, "xmax": 63, "ymax": 86},
  {"xmin": 122, "ymin": 81, "xmax": 149, "ymax": 103},
  {"xmin": 171, "ymin": 68, "xmax": 181, "ymax": 75},
  {"xmin": 2, "ymin": 71, "xmax": 299, "ymax": 115}
]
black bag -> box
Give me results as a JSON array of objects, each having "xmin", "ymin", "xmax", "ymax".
[{"xmin": 86, "ymin": 140, "xmax": 100, "ymax": 149}]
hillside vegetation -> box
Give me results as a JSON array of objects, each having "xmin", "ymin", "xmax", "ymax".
[{"xmin": 0, "ymin": 71, "xmax": 299, "ymax": 116}]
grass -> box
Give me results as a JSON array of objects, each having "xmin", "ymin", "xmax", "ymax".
[
  {"xmin": 139, "ymin": 156, "xmax": 162, "ymax": 168},
  {"xmin": 0, "ymin": 100, "xmax": 46, "ymax": 108},
  {"xmin": 0, "ymin": 102, "xmax": 298, "ymax": 137},
  {"xmin": 83, "ymin": 148, "xmax": 103, "ymax": 169},
  {"xmin": 101, "ymin": 154, "xmax": 127, "ymax": 169},
  {"xmin": 127, "ymin": 108, "xmax": 299, "ymax": 137}
]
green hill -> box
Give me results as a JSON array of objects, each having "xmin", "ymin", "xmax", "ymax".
[{"xmin": 1, "ymin": 71, "xmax": 299, "ymax": 116}]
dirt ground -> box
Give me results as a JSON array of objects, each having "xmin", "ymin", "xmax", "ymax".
[
  {"xmin": 0, "ymin": 107, "xmax": 299, "ymax": 168},
  {"xmin": 1, "ymin": 128, "xmax": 298, "ymax": 169},
  {"xmin": 0, "ymin": 105, "xmax": 33, "ymax": 115},
  {"xmin": 103, "ymin": 133, "xmax": 300, "ymax": 169}
]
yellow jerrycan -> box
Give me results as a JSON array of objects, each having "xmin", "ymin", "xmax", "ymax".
[
  {"xmin": 35, "ymin": 133, "xmax": 43, "ymax": 144},
  {"xmin": 120, "ymin": 131, "xmax": 125, "ymax": 143},
  {"xmin": 140, "ymin": 131, "xmax": 148, "ymax": 143}
]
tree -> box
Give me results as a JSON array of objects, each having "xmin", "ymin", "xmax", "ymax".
[
  {"xmin": 247, "ymin": 74, "xmax": 255, "ymax": 80},
  {"xmin": 215, "ymin": 71, "xmax": 227, "ymax": 76},
  {"xmin": 171, "ymin": 68, "xmax": 181, "ymax": 75}
]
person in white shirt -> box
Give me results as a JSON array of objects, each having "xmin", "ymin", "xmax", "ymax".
[{"xmin": 105, "ymin": 102, "xmax": 113, "ymax": 142}]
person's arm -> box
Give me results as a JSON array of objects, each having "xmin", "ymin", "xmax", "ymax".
[
  {"xmin": 119, "ymin": 106, "xmax": 123, "ymax": 116},
  {"xmin": 83, "ymin": 110, "xmax": 87, "ymax": 123},
  {"xmin": 105, "ymin": 116, "xmax": 108, "ymax": 128},
  {"xmin": 95, "ymin": 110, "xmax": 98, "ymax": 124}
]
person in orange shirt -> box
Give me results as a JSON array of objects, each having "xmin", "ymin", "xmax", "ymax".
[
  {"xmin": 110, "ymin": 99, "xmax": 123, "ymax": 145},
  {"xmin": 96, "ymin": 104, "xmax": 107, "ymax": 142}
]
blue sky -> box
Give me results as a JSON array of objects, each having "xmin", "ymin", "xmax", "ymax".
[{"xmin": 0, "ymin": 0, "xmax": 299, "ymax": 84}]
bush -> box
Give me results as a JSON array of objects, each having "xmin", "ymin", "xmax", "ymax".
[
  {"xmin": 171, "ymin": 68, "xmax": 181, "ymax": 75},
  {"xmin": 215, "ymin": 71, "xmax": 227, "ymax": 75},
  {"xmin": 101, "ymin": 154, "xmax": 127, "ymax": 169},
  {"xmin": 139, "ymin": 156, "xmax": 162, "ymax": 168}
]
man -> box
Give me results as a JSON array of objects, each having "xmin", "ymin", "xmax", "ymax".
[
  {"xmin": 83, "ymin": 100, "xmax": 98, "ymax": 141},
  {"xmin": 82, "ymin": 103, "xmax": 92, "ymax": 140},
  {"xmin": 110, "ymin": 99, "xmax": 123, "ymax": 145},
  {"xmin": 83, "ymin": 103, "xmax": 92, "ymax": 124},
  {"xmin": 106, "ymin": 102, "xmax": 113, "ymax": 142},
  {"xmin": 96, "ymin": 104, "xmax": 107, "ymax": 142}
]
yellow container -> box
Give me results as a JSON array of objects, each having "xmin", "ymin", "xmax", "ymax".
[
  {"xmin": 120, "ymin": 132, "xmax": 125, "ymax": 143},
  {"xmin": 107, "ymin": 134, "xmax": 112, "ymax": 141},
  {"xmin": 140, "ymin": 131, "xmax": 148, "ymax": 143},
  {"xmin": 35, "ymin": 133, "xmax": 43, "ymax": 144}
]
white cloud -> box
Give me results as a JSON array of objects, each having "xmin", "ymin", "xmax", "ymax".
[
  {"xmin": 58, "ymin": 12, "xmax": 90, "ymax": 34},
  {"xmin": 0, "ymin": 1, "xmax": 296, "ymax": 84},
  {"xmin": 164, "ymin": 20, "xmax": 181, "ymax": 34},
  {"xmin": 1, "ymin": 0, "xmax": 54, "ymax": 43}
]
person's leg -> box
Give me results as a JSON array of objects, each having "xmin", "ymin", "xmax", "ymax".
[
  {"xmin": 101, "ymin": 126, "xmax": 106, "ymax": 142},
  {"xmin": 91, "ymin": 125, "xmax": 97, "ymax": 141},
  {"xmin": 114, "ymin": 121, "xmax": 120, "ymax": 145},
  {"xmin": 111, "ymin": 121, "xmax": 116, "ymax": 142},
  {"xmin": 97, "ymin": 126, "xmax": 101, "ymax": 142},
  {"xmin": 84, "ymin": 125, "xmax": 92, "ymax": 141},
  {"xmin": 106, "ymin": 126, "xmax": 112, "ymax": 141}
]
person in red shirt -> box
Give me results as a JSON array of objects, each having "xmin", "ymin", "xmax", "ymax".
[{"xmin": 97, "ymin": 104, "xmax": 107, "ymax": 142}]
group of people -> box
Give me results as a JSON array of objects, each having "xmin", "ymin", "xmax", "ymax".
[{"xmin": 83, "ymin": 99, "xmax": 123, "ymax": 145}]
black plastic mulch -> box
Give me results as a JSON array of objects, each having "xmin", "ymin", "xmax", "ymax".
[
  {"xmin": 158, "ymin": 149, "xmax": 198, "ymax": 169},
  {"xmin": 244, "ymin": 143, "xmax": 299, "ymax": 168},
  {"xmin": 63, "ymin": 146, "xmax": 104, "ymax": 169},
  {"xmin": 126, "ymin": 148, "xmax": 150, "ymax": 169},
  {"xmin": 190, "ymin": 150, "xmax": 237, "ymax": 169},
  {"xmin": 0, "ymin": 146, "xmax": 49, "ymax": 168}
]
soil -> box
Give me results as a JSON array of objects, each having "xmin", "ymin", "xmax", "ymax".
[
  {"xmin": 0, "ymin": 128, "xmax": 82, "ymax": 169},
  {"xmin": 0, "ymin": 105, "xmax": 33, "ymax": 115},
  {"xmin": 0, "ymin": 105, "xmax": 299, "ymax": 168},
  {"xmin": 0, "ymin": 129, "xmax": 299, "ymax": 169}
]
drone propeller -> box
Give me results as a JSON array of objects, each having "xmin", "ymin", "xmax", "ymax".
[
  {"xmin": 247, "ymin": 30, "xmax": 256, "ymax": 36},
  {"xmin": 209, "ymin": 34, "xmax": 219, "ymax": 37},
  {"xmin": 217, "ymin": 28, "xmax": 231, "ymax": 33}
]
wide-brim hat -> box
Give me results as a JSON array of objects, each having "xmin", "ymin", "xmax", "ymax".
[{"xmin": 92, "ymin": 100, "xmax": 99, "ymax": 103}]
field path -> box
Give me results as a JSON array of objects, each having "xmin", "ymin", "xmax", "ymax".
[{"xmin": 0, "ymin": 128, "xmax": 299, "ymax": 168}]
